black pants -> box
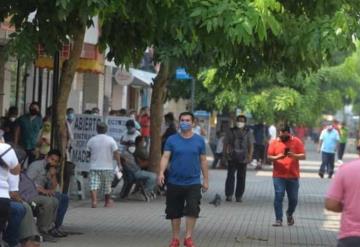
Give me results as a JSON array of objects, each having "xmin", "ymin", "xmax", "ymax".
[
  {"xmin": 338, "ymin": 143, "xmax": 346, "ymax": 160},
  {"xmin": 212, "ymin": 153, "xmax": 223, "ymax": 168},
  {"xmin": 225, "ymin": 161, "xmax": 247, "ymax": 199},
  {"xmin": 0, "ymin": 198, "xmax": 10, "ymax": 232}
]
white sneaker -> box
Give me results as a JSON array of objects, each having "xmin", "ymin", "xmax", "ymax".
[
  {"xmin": 250, "ymin": 160, "xmax": 257, "ymax": 167},
  {"xmin": 337, "ymin": 160, "xmax": 343, "ymax": 164}
]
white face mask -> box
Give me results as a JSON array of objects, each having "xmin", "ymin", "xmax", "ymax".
[
  {"xmin": 128, "ymin": 146, "xmax": 136, "ymax": 153},
  {"xmin": 9, "ymin": 117, "xmax": 16, "ymax": 122},
  {"xmin": 236, "ymin": 122, "xmax": 245, "ymax": 128}
]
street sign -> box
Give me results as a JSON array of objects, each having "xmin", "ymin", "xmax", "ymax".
[{"xmin": 176, "ymin": 67, "xmax": 192, "ymax": 80}]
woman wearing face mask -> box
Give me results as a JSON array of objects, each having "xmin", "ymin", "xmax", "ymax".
[{"xmin": 223, "ymin": 115, "xmax": 254, "ymax": 203}]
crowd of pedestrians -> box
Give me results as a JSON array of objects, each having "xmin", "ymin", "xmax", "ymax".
[{"xmin": 0, "ymin": 101, "xmax": 358, "ymax": 247}]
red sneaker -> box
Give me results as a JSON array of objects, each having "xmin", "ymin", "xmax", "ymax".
[
  {"xmin": 184, "ymin": 237, "xmax": 195, "ymax": 247},
  {"xmin": 169, "ymin": 238, "xmax": 180, "ymax": 247}
]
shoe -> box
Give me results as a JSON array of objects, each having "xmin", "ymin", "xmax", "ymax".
[
  {"xmin": 272, "ymin": 220, "xmax": 283, "ymax": 227},
  {"xmin": 337, "ymin": 160, "xmax": 343, "ymax": 164},
  {"xmin": 169, "ymin": 238, "xmax": 180, "ymax": 247},
  {"xmin": 318, "ymin": 172, "xmax": 324, "ymax": 179},
  {"xmin": 56, "ymin": 228, "xmax": 68, "ymax": 237},
  {"xmin": 286, "ymin": 213, "xmax": 295, "ymax": 226},
  {"xmin": 49, "ymin": 228, "xmax": 67, "ymax": 238},
  {"xmin": 184, "ymin": 237, "xmax": 195, "ymax": 247},
  {"xmin": 255, "ymin": 165, "xmax": 262, "ymax": 170},
  {"xmin": 328, "ymin": 174, "xmax": 333, "ymax": 179},
  {"xmin": 235, "ymin": 197, "xmax": 242, "ymax": 202},
  {"xmin": 225, "ymin": 196, "xmax": 232, "ymax": 202},
  {"xmin": 40, "ymin": 232, "xmax": 57, "ymax": 242}
]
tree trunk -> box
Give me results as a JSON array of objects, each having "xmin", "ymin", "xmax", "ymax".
[
  {"xmin": 149, "ymin": 60, "xmax": 172, "ymax": 172},
  {"xmin": 53, "ymin": 25, "xmax": 86, "ymax": 189}
]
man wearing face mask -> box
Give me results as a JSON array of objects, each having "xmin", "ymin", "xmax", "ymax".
[
  {"xmin": 120, "ymin": 120, "xmax": 141, "ymax": 152},
  {"xmin": 14, "ymin": 102, "xmax": 43, "ymax": 165},
  {"xmin": 86, "ymin": 122, "xmax": 122, "ymax": 208},
  {"xmin": 121, "ymin": 142, "xmax": 156, "ymax": 200},
  {"xmin": 318, "ymin": 123, "xmax": 340, "ymax": 179},
  {"xmin": 223, "ymin": 114, "xmax": 254, "ymax": 203},
  {"xmin": 158, "ymin": 112, "xmax": 208, "ymax": 247},
  {"xmin": 267, "ymin": 124, "xmax": 305, "ymax": 227}
]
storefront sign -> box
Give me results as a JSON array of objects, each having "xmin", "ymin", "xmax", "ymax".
[{"xmin": 114, "ymin": 67, "xmax": 133, "ymax": 85}]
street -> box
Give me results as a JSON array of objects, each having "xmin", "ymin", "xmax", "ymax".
[{"xmin": 44, "ymin": 141, "xmax": 357, "ymax": 247}]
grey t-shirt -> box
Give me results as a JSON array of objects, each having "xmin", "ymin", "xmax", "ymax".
[
  {"xmin": 121, "ymin": 150, "xmax": 140, "ymax": 174},
  {"xmin": 26, "ymin": 159, "xmax": 48, "ymax": 188}
]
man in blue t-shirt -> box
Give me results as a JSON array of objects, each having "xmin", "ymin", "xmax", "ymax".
[
  {"xmin": 158, "ymin": 112, "xmax": 209, "ymax": 247},
  {"xmin": 318, "ymin": 124, "xmax": 340, "ymax": 179}
]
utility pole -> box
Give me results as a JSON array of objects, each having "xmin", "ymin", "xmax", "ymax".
[{"xmin": 191, "ymin": 77, "xmax": 195, "ymax": 112}]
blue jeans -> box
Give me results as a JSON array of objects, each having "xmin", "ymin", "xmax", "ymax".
[
  {"xmin": 273, "ymin": 178, "xmax": 299, "ymax": 221},
  {"xmin": 134, "ymin": 170, "xmax": 156, "ymax": 193},
  {"xmin": 54, "ymin": 192, "xmax": 69, "ymax": 229},
  {"xmin": 319, "ymin": 152, "xmax": 335, "ymax": 176},
  {"xmin": 3, "ymin": 201, "xmax": 26, "ymax": 247}
]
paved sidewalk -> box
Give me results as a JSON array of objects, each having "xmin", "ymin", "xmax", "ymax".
[{"xmin": 44, "ymin": 145, "xmax": 356, "ymax": 247}]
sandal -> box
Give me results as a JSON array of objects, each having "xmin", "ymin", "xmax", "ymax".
[{"xmin": 272, "ymin": 220, "xmax": 282, "ymax": 227}]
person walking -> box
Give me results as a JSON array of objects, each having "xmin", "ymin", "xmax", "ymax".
[
  {"xmin": 158, "ymin": 112, "xmax": 209, "ymax": 247},
  {"xmin": 318, "ymin": 124, "xmax": 340, "ymax": 179},
  {"xmin": 86, "ymin": 122, "xmax": 122, "ymax": 208},
  {"xmin": 267, "ymin": 125, "xmax": 305, "ymax": 227},
  {"xmin": 212, "ymin": 131, "xmax": 224, "ymax": 169},
  {"xmin": 224, "ymin": 114, "xmax": 253, "ymax": 202},
  {"xmin": 325, "ymin": 145, "xmax": 360, "ymax": 247},
  {"xmin": 337, "ymin": 122, "xmax": 349, "ymax": 164},
  {"xmin": 250, "ymin": 122, "xmax": 269, "ymax": 170}
]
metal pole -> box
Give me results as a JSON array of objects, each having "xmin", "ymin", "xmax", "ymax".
[
  {"xmin": 15, "ymin": 60, "xmax": 20, "ymax": 108},
  {"xmin": 191, "ymin": 77, "xmax": 195, "ymax": 112},
  {"xmin": 22, "ymin": 65, "xmax": 28, "ymax": 114},
  {"xmin": 51, "ymin": 51, "xmax": 60, "ymax": 148},
  {"xmin": 32, "ymin": 65, "xmax": 37, "ymax": 102},
  {"xmin": 37, "ymin": 68, "xmax": 43, "ymax": 109},
  {"xmin": 45, "ymin": 69, "xmax": 50, "ymax": 109}
]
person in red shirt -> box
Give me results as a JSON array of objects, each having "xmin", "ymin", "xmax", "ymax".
[
  {"xmin": 267, "ymin": 124, "xmax": 306, "ymax": 227},
  {"xmin": 139, "ymin": 107, "xmax": 151, "ymax": 147}
]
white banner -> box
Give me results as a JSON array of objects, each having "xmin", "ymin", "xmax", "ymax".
[{"xmin": 70, "ymin": 114, "xmax": 130, "ymax": 171}]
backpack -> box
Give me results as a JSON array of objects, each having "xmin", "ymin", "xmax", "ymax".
[{"xmin": 229, "ymin": 128, "xmax": 249, "ymax": 162}]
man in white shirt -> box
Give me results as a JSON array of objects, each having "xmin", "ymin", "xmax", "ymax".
[
  {"xmin": 87, "ymin": 122, "xmax": 122, "ymax": 208},
  {"xmin": 0, "ymin": 140, "xmax": 20, "ymax": 233},
  {"xmin": 268, "ymin": 124, "xmax": 277, "ymax": 141}
]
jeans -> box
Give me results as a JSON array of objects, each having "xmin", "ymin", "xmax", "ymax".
[
  {"xmin": 134, "ymin": 170, "xmax": 156, "ymax": 193},
  {"xmin": 338, "ymin": 236, "xmax": 360, "ymax": 247},
  {"xmin": 273, "ymin": 177, "xmax": 299, "ymax": 221},
  {"xmin": 3, "ymin": 201, "xmax": 26, "ymax": 247},
  {"xmin": 54, "ymin": 192, "xmax": 69, "ymax": 229},
  {"xmin": 338, "ymin": 143, "xmax": 346, "ymax": 160},
  {"xmin": 225, "ymin": 162, "xmax": 246, "ymax": 199},
  {"xmin": 319, "ymin": 152, "xmax": 335, "ymax": 176},
  {"xmin": 0, "ymin": 198, "xmax": 10, "ymax": 233}
]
